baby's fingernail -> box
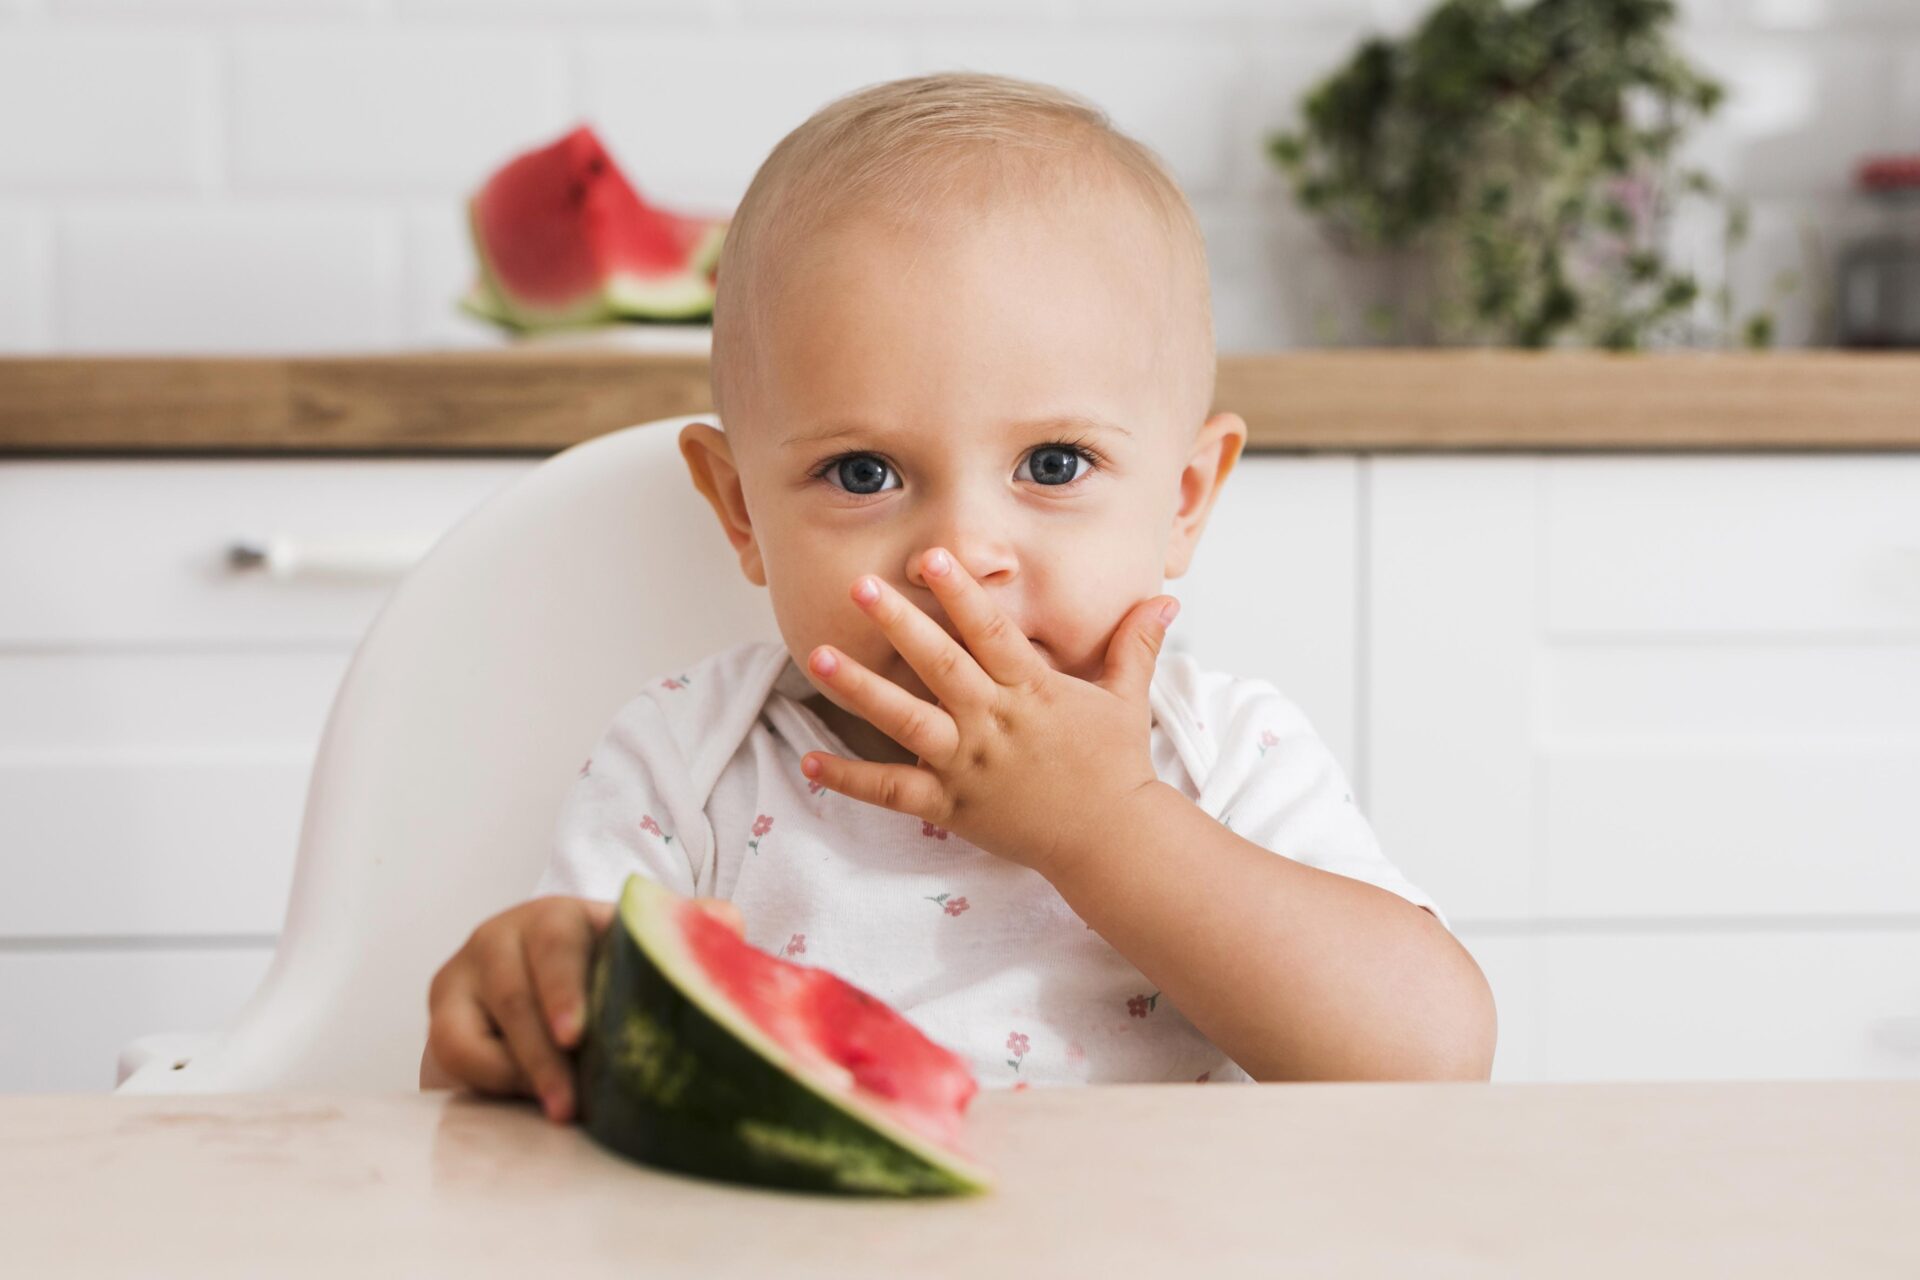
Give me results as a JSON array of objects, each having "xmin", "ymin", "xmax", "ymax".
[
  {"xmin": 810, "ymin": 647, "xmax": 838, "ymax": 676},
  {"xmin": 926, "ymin": 549, "xmax": 952, "ymax": 577},
  {"xmin": 1160, "ymin": 598, "xmax": 1181, "ymax": 626},
  {"xmin": 801, "ymin": 754, "xmax": 822, "ymax": 778},
  {"xmin": 554, "ymin": 1009, "xmax": 578, "ymax": 1043},
  {"xmin": 854, "ymin": 578, "xmax": 879, "ymax": 604}
]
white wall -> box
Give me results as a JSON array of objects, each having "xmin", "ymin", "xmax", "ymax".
[{"xmin": 0, "ymin": 0, "xmax": 1913, "ymax": 354}]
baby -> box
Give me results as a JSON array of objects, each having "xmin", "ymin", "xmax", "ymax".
[{"xmin": 423, "ymin": 72, "xmax": 1496, "ymax": 1121}]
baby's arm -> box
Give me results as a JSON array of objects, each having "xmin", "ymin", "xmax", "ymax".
[{"xmin": 1048, "ymin": 784, "xmax": 1495, "ymax": 1082}]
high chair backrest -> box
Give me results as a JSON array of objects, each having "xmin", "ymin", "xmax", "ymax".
[{"xmin": 128, "ymin": 415, "xmax": 778, "ymax": 1092}]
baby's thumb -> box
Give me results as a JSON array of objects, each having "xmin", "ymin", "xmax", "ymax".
[{"xmin": 1102, "ymin": 595, "xmax": 1180, "ymax": 702}]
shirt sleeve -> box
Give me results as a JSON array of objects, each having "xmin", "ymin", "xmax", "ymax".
[
  {"xmin": 1201, "ymin": 675, "xmax": 1451, "ymax": 932},
  {"xmin": 532, "ymin": 693, "xmax": 701, "ymax": 903}
]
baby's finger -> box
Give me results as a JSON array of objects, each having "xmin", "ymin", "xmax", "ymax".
[
  {"xmin": 426, "ymin": 967, "xmax": 526, "ymax": 1096},
  {"xmin": 918, "ymin": 547, "xmax": 1047, "ymax": 688},
  {"xmin": 801, "ymin": 752, "xmax": 946, "ymax": 825},
  {"xmin": 476, "ymin": 934, "xmax": 576, "ymax": 1123},
  {"xmin": 524, "ymin": 904, "xmax": 598, "ymax": 1051},
  {"xmin": 851, "ymin": 574, "xmax": 994, "ymax": 710},
  {"xmin": 807, "ymin": 644, "xmax": 959, "ymax": 764},
  {"xmin": 1098, "ymin": 594, "xmax": 1180, "ymax": 704}
]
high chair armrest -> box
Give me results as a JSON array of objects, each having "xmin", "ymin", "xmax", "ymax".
[{"xmin": 115, "ymin": 1032, "xmax": 213, "ymax": 1092}]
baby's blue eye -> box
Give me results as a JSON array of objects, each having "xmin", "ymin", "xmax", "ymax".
[
  {"xmin": 815, "ymin": 442, "xmax": 1098, "ymax": 495},
  {"xmin": 825, "ymin": 454, "xmax": 898, "ymax": 495},
  {"xmin": 1017, "ymin": 445, "xmax": 1087, "ymax": 486}
]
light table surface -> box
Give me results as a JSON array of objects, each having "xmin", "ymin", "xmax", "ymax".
[{"xmin": 3, "ymin": 1081, "xmax": 1917, "ymax": 1277}]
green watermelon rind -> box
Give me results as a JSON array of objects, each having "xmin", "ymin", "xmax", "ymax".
[
  {"xmin": 575, "ymin": 874, "xmax": 995, "ymax": 1198},
  {"xmin": 462, "ymin": 202, "xmax": 725, "ymax": 333}
]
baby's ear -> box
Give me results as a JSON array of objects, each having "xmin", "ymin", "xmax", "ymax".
[
  {"xmin": 678, "ymin": 421, "xmax": 767, "ymax": 587},
  {"xmin": 1163, "ymin": 411, "xmax": 1247, "ymax": 579}
]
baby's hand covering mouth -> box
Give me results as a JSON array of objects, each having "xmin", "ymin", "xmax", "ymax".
[{"xmin": 797, "ymin": 548, "xmax": 1178, "ymax": 876}]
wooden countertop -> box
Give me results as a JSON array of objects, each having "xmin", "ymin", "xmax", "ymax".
[
  {"xmin": 2, "ymin": 349, "xmax": 1917, "ymax": 454},
  {"xmin": 5, "ymin": 1083, "xmax": 1917, "ymax": 1276}
]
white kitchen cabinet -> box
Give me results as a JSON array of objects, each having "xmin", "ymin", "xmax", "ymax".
[
  {"xmin": 1533, "ymin": 929, "xmax": 1920, "ymax": 1081},
  {"xmin": 0, "ymin": 459, "xmax": 537, "ymax": 1093},
  {"xmin": 8, "ymin": 449, "xmax": 1916, "ymax": 1092},
  {"xmin": 1170, "ymin": 455, "xmax": 1361, "ymax": 779},
  {"xmin": 1368, "ymin": 455, "xmax": 1920, "ymax": 1082}
]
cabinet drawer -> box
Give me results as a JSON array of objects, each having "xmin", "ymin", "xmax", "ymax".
[
  {"xmin": 0, "ymin": 944, "xmax": 274, "ymax": 1092},
  {"xmin": 0, "ymin": 459, "xmax": 535, "ymax": 645},
  {"xmin": 0, "ymin": 651, "xmax": 347, "ymax": 938},
  {"xmin": 1544, "ymin": 456, "xmax": 1920, "ymax": 637},
  {"xmin": 1507, "ymin": 929, "xmax": 1920, "ymax": 1082},
  {"xmin": 1370, "ymin": 456, "xmax": 1920, "ymax": 923}
]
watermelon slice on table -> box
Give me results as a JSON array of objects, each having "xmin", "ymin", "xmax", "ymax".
[
  {"xmin": 461, "ymin": 125, "xmax": 728, "ymax": 332},
  {"xmin": 576, "ymin": 873, "xmax": 995, "ymax": 1197}
]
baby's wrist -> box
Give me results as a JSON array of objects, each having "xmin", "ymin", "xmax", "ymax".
[{"xmin": 1038, "ymin": 777, "xmax": 1183, "ymax": 885}]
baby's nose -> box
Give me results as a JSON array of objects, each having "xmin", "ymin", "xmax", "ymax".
[{"xmin": 903, "ymin": 540, "xmax": 1017, "ymax": 590}]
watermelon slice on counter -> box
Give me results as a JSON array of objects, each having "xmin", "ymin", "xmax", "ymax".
[
  {"xmin": 461, "ymin": 125, "xmax": 728, "ymax": 332},
  {"xmin": 576, "ymin": 873, "xmax": 995, "ymax": 1197}
]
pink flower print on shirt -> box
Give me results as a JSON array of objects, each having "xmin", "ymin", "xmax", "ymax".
[
  {"xmin": 638, "ymin": 813, "xmax": 674, "ymax": 845},
  {"xmin": 1012, "ymin": 1081, "xmax": 1031, "ymax": 1093},
  {"xmin": 920, "ymin": 820, "xmax": 949, "ymax": 840},
  {"xmin": 579, "ymin": 757, "xmax": 592, "ymax": 778},
  {"xmin": 1005, "ymin": 1031, "xmax": 1030, "ymax": 1073},
  {"xmin": 747, "ymin": 813, "xmax": 774, "ymax": 855},
  {"xmin": 1065, "ymin": 1041, "xmax": 1086, "ymax": 1064},
  {"xmin": 1127, "ymin": 991, "xmax": 1161, "ymax": 1018},
  {"xmin": 782, "ymin": 933, "xmax": 806, "ymax": 958},
  {"xmin": 806, "ymin": 775, "xmax": 826, "ymax": 796},
  {"xmin": 923, "ymin": 892, "xmax": 969, "ymax": 917},
  {"xmin": 1257, "ymin": 729, "xmax": 1280, "ymax": 757},
  {"xmin": 659, "ymin": 674, "xmax": 692, "ymax": 691}
]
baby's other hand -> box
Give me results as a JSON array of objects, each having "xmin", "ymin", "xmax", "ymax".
[{"xmin": 422, "ymin": 891, "xmax": 743, "ymax": 1123}]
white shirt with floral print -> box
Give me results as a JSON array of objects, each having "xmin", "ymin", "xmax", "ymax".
[{"xmin": 534, "ymin": 639, "xmax": 1449, "ymax": 1089}]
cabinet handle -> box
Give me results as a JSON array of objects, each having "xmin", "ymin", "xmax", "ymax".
[
  {"xmin": 225, "ymin": 534, "xmax": 438, "ymax": 580},
  {"xmin": 1868, "ymin": 1015, "xmax": 1920, "ymax": 1056}
]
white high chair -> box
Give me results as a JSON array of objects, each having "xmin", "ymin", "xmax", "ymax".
[{"xmin": 116, "ymin": 415, "xmax": 779, "ymax": 1093}]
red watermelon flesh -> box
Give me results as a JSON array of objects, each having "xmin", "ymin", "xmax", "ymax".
[
  {"xmin": 677, "ymin": 890, "xmax": 980, "ymax": 1152},
  {"xmin": 464, "ymin": 125, "xmax": 727, "ymax": 331}
]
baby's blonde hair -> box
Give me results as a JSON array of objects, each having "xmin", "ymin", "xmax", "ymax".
[{"xmin": 710, "ymin": 71, "xmax": 1215, "ymax": 433}]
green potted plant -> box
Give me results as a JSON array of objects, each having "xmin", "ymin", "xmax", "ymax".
[{"xmin": 1266, "ymin": 0, "xmax": 1790, "ymax": 349}]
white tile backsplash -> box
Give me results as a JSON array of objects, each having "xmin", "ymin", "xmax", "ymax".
[
  {"xmin": 232, "ymin": 28, "xmax": 573, "ymax": 194},
  {"xmin": 1232, "ymin": 36, "xmax": 1380, "ymax": 195},
  {"xmin": 1676, "ymin": 34, "xmax": 1900, "ymax": 197},
  {"xmin": 404, "ymin": 202, "xmax": 503, "ymax": 348},
  {"xmin": 0, "ymin": 30, "xmax": 219, "ymax": 193},
  {"xmin": 0, "ymin": 206, "xmax": 52, "ymax": 351},
  {"xmin": 53, "ymin": 0, "xmax": 380, "ymax": 15},
  {"xmin": 0, "ymin": 0, "xmax": 1909, "ymax": 353},
  {"xmin": 59, "ymin": 206, "xmax": 404, "ymax": 352},
  {"xmin": 906, "ymin": 35, "xmax": 1245, "ymax": 197},
  {"xmin": 578, "ymin": 30, "xmax": 912, "ymax": 211},
  {"xmin": 1687, "ymin": 0, "xmax": 1920, "ymax": 28}
]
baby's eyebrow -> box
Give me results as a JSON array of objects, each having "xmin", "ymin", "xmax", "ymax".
[{"xmin": 779, "ymin": 414, "xmax": 1133, "ymax": 449}]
